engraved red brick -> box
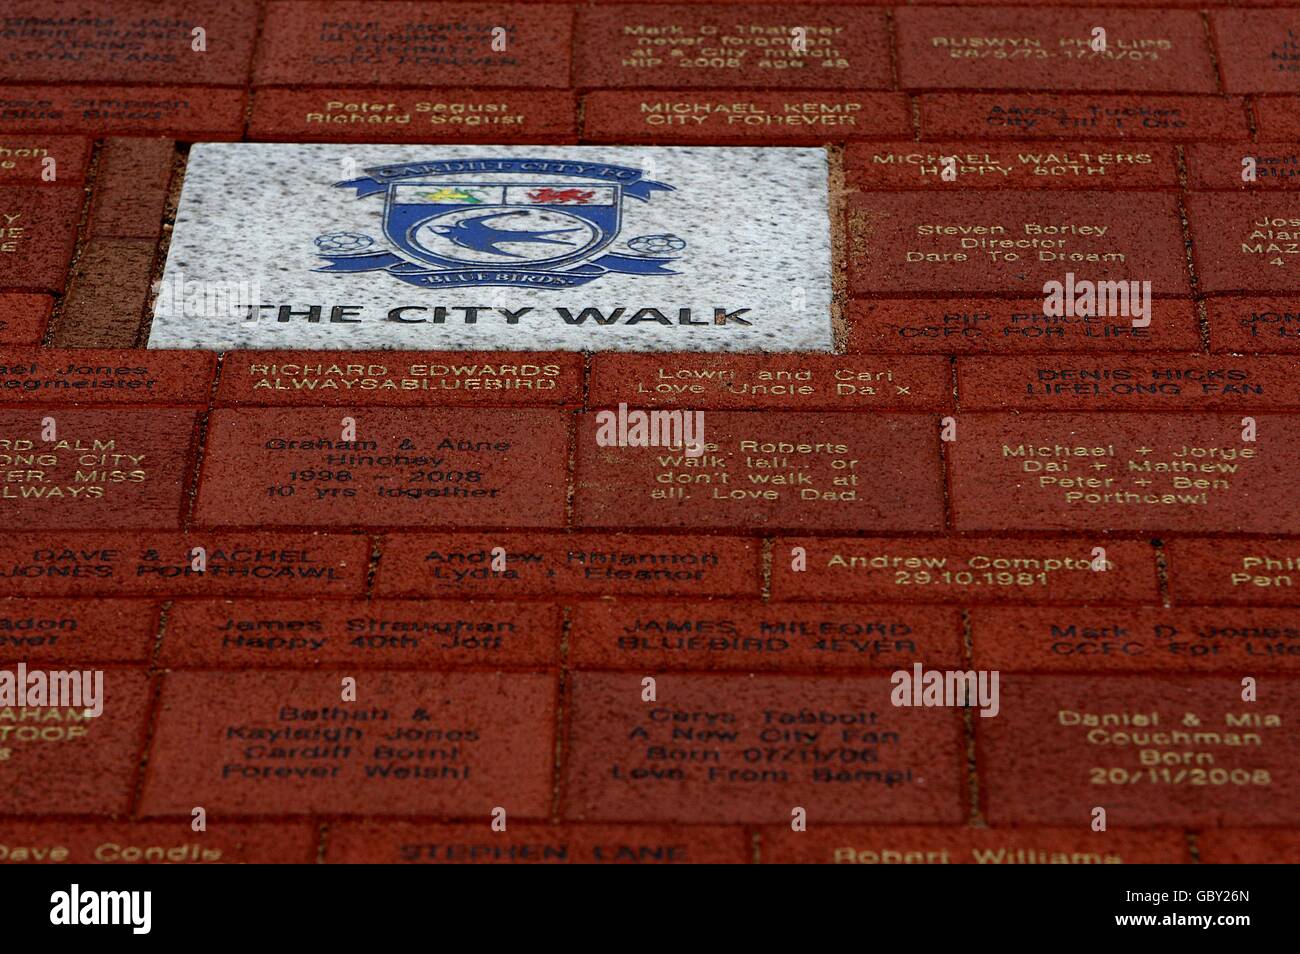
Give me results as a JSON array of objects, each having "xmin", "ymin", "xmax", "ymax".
[
  {"xmin": 0, "ymin": 0, "xmax": 257, "ymax": 85},
  {"xmin": 575, "ymin": 5, "xmax": 891, "ymax": 90},
  {"xmin": 0, "ymin": 349, "xmax": 215, "ymax": 405},
  {"xmin": 0, "ymin": 668, "xmax": 150, "ymax": 815},
  {"xmin": 1198, "ymin": 829, "xmax": 1300, "ymax": 864},
  {"xmin": 325, "ymin": 822, "xmax": 748, "ymax": 863},
  {"xmin": 1207, "ymin": 298, "xmax": 1300, "ymax": 354},
  {"xmin": 761, "ymin": 825, "xmax": 1188, "ymax": 864},
  {"xmin": 771, "ymin": 537, "xmax": 1159, "ymax": 604},
  {"xmin": 896, "ymin": 8, "xmax": 1215, "ymax": 93},
  {"xmin": 140, "ymin": 671, "xmax": 555, "ymax": 817},
  {"xmin": 0, "ymin": 136, "xmax": 89, "ymax": 186},
  {"xmin": 0, "ymin": 294, "xmax": 51, "ymax": 345},
  {"xmin": 956, "ymin": 356, "xmax": 1300, "ymax": 410},
  {"xmin": 1211, "ymin": 11, "xmax": 1300, "ymax": 94},
  {"xmin": 0, "ymin": 599, "xmax": 156, "ymax": 664},
  {"xmin": 254, "ymin": 2, "xmax": 572, "ymax": 89},
  {"xmin": 846, "ymin": 141, "xmax": 1178, "ymax": 190},
  {"xmin": 1186, "ymin": 144, "xmax": 1300, "ymax": 191},
  {"xmin": 161, "ymin": 599, "xmax": 560, "ymax": 669},
  {"xmin": 0, "ymin": 821, "xmax": 317, "ymax": 864},
  {"xmin": 249, "ymin": 89, "xmax": 577, "ymax": 143},
  {"xmin": 589, "ymin": 354, "xmax": 949, "ymax": 411},
  {"xmin": 910, "ymin": 0, "xmax": 1212, "ymax": 6},
  {"xmin": 1254, "ymin": 97, "xmax": 1300, "ymax": 140},
  {"xmin": 569, "ymin": 600, "xmax": 962, "ymax": 671},
  {"xmin": 846, "ymin": 298, "xmax": 1199, "ymax": 354},
  {"xmin": 193, "ymin": 408, "xmax": 567, "ymax": 529},
  {"xmin": 971, "ymin": 606, "xmax": 1300, "ymax": 674},
  {"xmin": 0, "ymin": 86, "xmax": 246, "ymax": 139},
  {"xmin": 1166, "ymin": 539, "xmax": 1300, "ymax": 607},
  {"xmin": 848, "ymin": 192, "xmax": 1190, "ymax": 296},
  {"xmin": 374, "ymin": 532, "xmax": 760, "ymax": 599},
  {"xmin": 0, "ymin": 408, "xmax": 197, "ymax": 530},
  {"xmin": 918, "ymin": 93, "xmax": 1250, "ymax": 141},
  {"xmin": 215, "ymin": 351, "xmax": 581, "ymax": 407},
  {"xmin": 89, "ymin": 138, "xmax": 173, "ymax": 239},
  {"xmin": 564, "ymin": 672, "xmax": 963, "ymax": 823},
  {"xmin": 1187, "ymin": 194, "xmax": 1300, "ymax": 293},
  {"xmin": 977, "ymin": 675, "xmax": 1300, "ymax": 826},
  {"xmin": 582, "ymin": 91, "xmax": 909, "ymax": 144},
  {"xmin": 0, "ymin": 533, "xmax": 367, "ymax": 598},
  {"xmin": 0, "ymin": 187, "xmax": 82, "ymax": 291},
  {"xmin": 948, "ymin": 413, "xmax": 1299, "ymax": 534},
  {"xmin": 574, "ymin": 411, "xmax": 943, "ymax": 532}
]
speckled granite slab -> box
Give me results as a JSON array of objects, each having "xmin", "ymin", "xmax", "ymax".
[{"xmin": 146, "ymin": 143, "xmax": 832, "ymax": 352}]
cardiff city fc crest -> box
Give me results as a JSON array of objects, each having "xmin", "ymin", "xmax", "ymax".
[{"xmin": 314, "ymin": 157, "xmax": 685, "ymax": 290}]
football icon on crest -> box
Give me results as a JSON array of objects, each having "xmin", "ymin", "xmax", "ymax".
[{"xmin": 315, "ymin": 157, "xmax": 681, "ymax": 290}]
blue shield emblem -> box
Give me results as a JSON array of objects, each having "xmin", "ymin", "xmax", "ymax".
[
  {"xmin": 383, "ymin": 182, "xmax": 621, "ymax": 270},
  {"xmin": 317, "ymin": 156, "xmax": 682, "ymax": 290}
]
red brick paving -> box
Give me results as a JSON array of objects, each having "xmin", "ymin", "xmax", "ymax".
[
  {"xmin": 563, "ymin": 671, "xmax": 965, "ymax": 824},
  {"xmin": 568, "ymin": 600, "xmax": 963, "ymax": 671},
  {"xmin": 140, "ymin": 670, "xmax": 556, "ymax": 817},
  {"xmin": 0, "ymin": 85, "xmax": 247, "ymax": 139},
  {"xmin": 325, "ymin": 821, "xmax": 749, "ymax": 864},
  {"xmin": 161, "ymin": 599, "xmax": 561, "ymax": 669},
  {"xmin": 0, "ymin": 820, "xmax": 318, "ymax": 864},
  {"xmin": 845, "ymin": 297, "xmax": 1200, "ymax": 353},
  {"xmin": 0, "ymin": 668, "xmax": 151, "ymax": 815},
  {"xmin": 373, "ymin": 532, "xmax": 761, "ymax": 598},
  {"xmin": 971, "ymin": 606, "xmax": 1300, "ymax": 673},
  {"xmin": 761, "ymin": 825, "xmax": 1190, "ymax": 864},
  {"xmin": 0, "ymin": 135, "xmax": 91, "ymax": 186},
  {"xmin": 1186, "ymin": 143, "xmax": 1300, "ymax": 191},
  {"xmin": 1188, "ymin": 193, "xmax": 1300, "ymax": 293},
  {"xmin": 215, "ymin": 351, "xmax": 582, "ymax": 407},
  {"xmin": 1, "ymin": 0, "xmax": 1296, "ymax": 866},
  {"xmin": 947, "ymin": 413, "xmax": 1299, "ymax": 534},
  {"xmin": 574, "ymin": 5, "xmax": 892, "ymax": 90},
  {"xmin": 771, "ymin": 537, "xmax": 1161, "ymax": 604},
  {"xmin": 917, "ymin": 92, "xmax": 1251, "ymax": 141},
  {"xmin": 0, "ymin": 348, "xmax": 216, "ymax": 404},
  {"xmin": 0, "ymin": 407, "xmax": 198, "ymax": 529},
  {"xmin": 0, "ymin": 294, "xmax": 52, "ymax": 345},
  {"xmin": 574, "ymin": 410, "xmax": 945, "ymax": 532},
  {"xmin": 249, "ymin": 89, "xmax": 579, "ymax": 144},
  {"xmin": 589, "ymin": 353, "xmax": 950, "ymax": 410},
  {"xmin": 0, "ymin": 598, "xmax": 157, "ymax": 664},
  {"xmin": 845, "ymin": 141, "xmax": 1180, "ymax": 190},
  {"xmin": 847, "ymin": 192, "xmax": 1191, "ymax": 295},
  {"xmin": 1206, "ymin": 298, "xmax": 1300, "ymax": 353},
  {"xmin": 955, "ymin": 355, "xmax": 1300, "ymax": 410},
  {"xmin": 0, "ymin": 186, "xmax": 83, "ymax": 291},
  {"xmin": 895, "ymin": 9, "xmax": 1217, "ymax": 93},
  {"xmin": 583, "ymin": 91, "xmax": 911, "ymax": 144},
  {"xmin": 87, "ymin": 138, "xmax": 174, "ymax": 239},
  {"xmin": 977, "ymin": 675, "xmax": 1300, "ymax": 826},
  {"xmin": 193, "ymin": 408, "xmax": 569, "ymax": 529},
  {"xmin": 253, "ymin": 2, "xmax": 573, "ymax": 88}
]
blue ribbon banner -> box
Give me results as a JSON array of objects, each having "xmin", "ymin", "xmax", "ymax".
[
  {"xmin": 337, "ymin": 157, "xmax": 674, "ymax": 202},
  {"xmin": 317, "ymin": 251, "xmax": 678, "ymax": 289},
  {"xmin": 324, "ymin": 157, "xmax": 677, "ymax": 287}
]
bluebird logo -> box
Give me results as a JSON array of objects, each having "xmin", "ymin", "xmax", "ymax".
[{"xmin": 315, "ymin": 157, "xmax": 684, "ymax": 290}]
